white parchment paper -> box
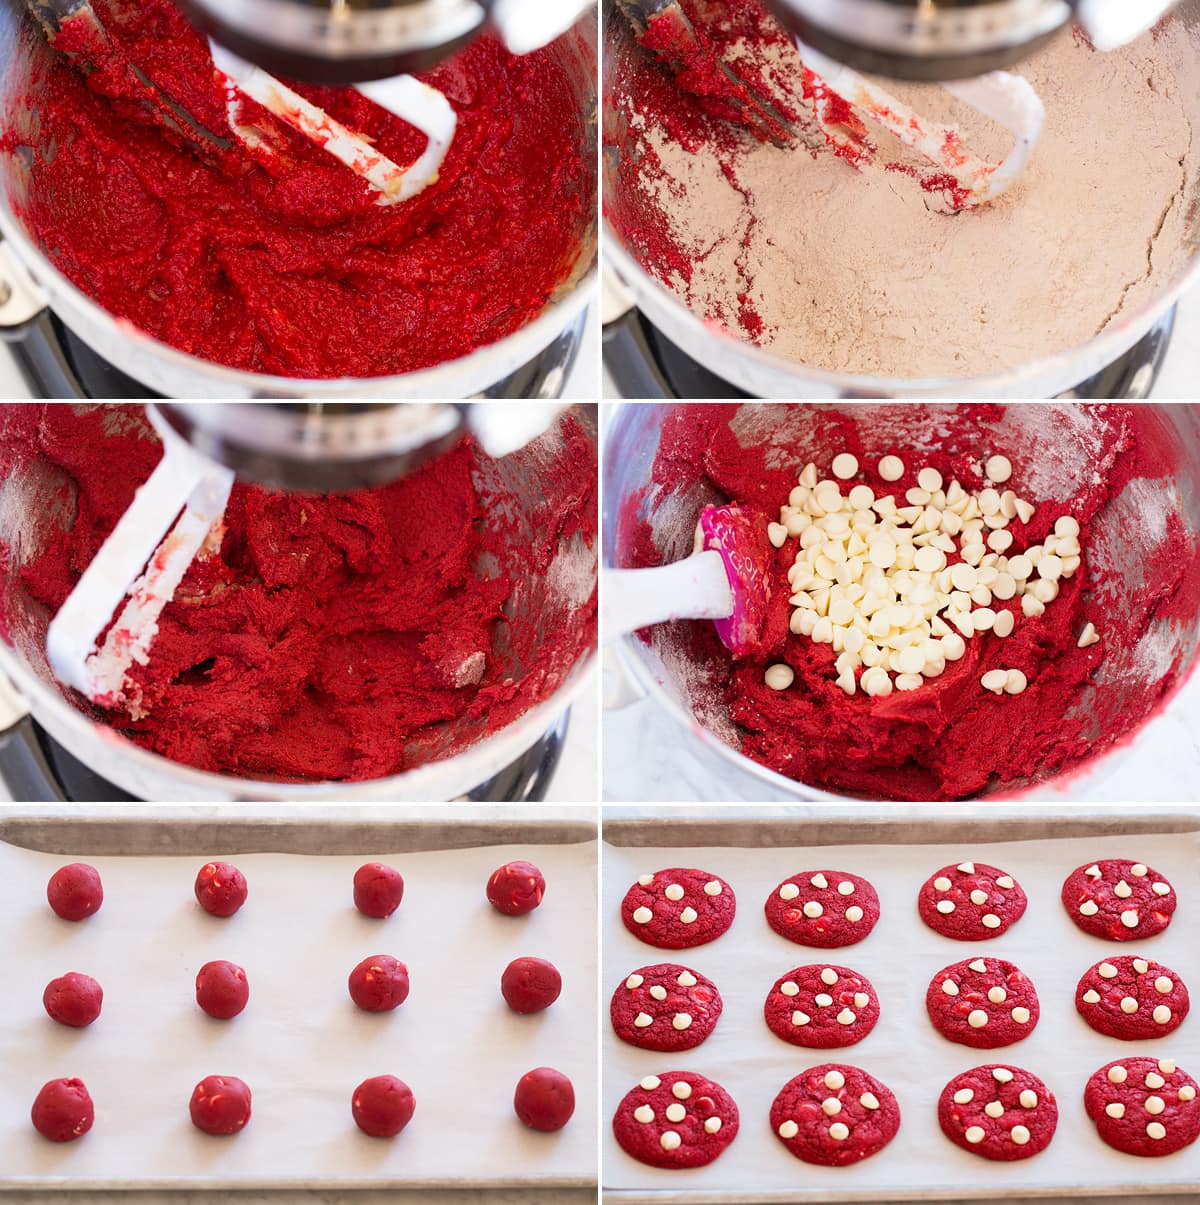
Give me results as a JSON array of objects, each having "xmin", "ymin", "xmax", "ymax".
[
  {"xmin": 603, "ymin": 829, "xmax": 1200, "ymax": 1199},
  {"xmin": 0, "ymin": 838, "xmax": 597, "ymax": 1189}
]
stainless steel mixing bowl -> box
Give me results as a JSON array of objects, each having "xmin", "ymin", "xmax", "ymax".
[{"xmin": 605, "ymin": 402, "xmax": 1200, "ymax": 800}]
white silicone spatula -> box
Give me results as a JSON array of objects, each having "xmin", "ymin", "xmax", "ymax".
[{"xmin": 604, "ymin": 504, "xmax": 772, "ymax": 655}]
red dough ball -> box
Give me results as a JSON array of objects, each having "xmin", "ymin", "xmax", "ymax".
[
  {"xmin": 354, "ymin": 863, "xmax": 405, "ymax": 918},
  {"xmin": 194, "ymin": 862, "xmax": 247, "ymax": 918},
  {"xmin": 196, "ymin": 961, "xmax": 250, "ymax": 1020},
  {"xmin": 502, "ymin": 957, "xmax": 562, "ymax": 1014},
  {"xmin": 349, "ymin": 955, "xmax": 410, "ymax": 1012},
  {"xmin": 514, "ymin": 1067, "xmax": 575, "ymax": 1132},
  {"xmin": 43, "ymin": 972, "xmax": 103, "ymax": 1028},
  {"xmin": 487, "ymin": 861, "xmax": 546, "ymax": 916},
  {"xmin": 352, "ymin": 1075, "xmax": 416, "ymax": 1138},
  {"xmin": 47, "ymin": 863, "xmax": 103, "ymax": 922},
  {"xmin": 31, "ymin": 1078, "xmax": 94, "ymax": 1142},
  {"xmin": 190, "ymin": 1075, "xmax": 252, "ymax": 1136}
]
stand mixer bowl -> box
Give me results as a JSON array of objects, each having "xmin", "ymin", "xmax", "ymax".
[
  {"xmin": 0, "ymin": 404, "xmax": 598, "ymax": 802},
  {"xmin": 0, "ymin": 3, "xmax": 597, "ymax": 399},
  {"xmin": 605, "ymin": 402, "xmax": 1200, "ymax": 801},
  {"xmin": 602, "ymin": 1, "xmax": 1200, "ymax": 399}
]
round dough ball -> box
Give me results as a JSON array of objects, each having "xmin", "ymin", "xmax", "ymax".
[
  {"xmin": 353, "ymin": 863, "xmax": 405, "ymax": 919},
  {"xmin": 194, "ymin": 862, "xmax": 247, "ymax": 918},
  {"xmin": 47, "ymin": 863, "xmax": 103, "ymax": 922},
  {"xmin": 189, "ymin": 1075, "xmax": 251, "ymax": 1135},
  {"xmin": 348, "ymin": 955, "xmax": 410, "ymax": 1012},
  {"xmin": 501, "ymin": 957, "xmax": 562, "ymax": 1014},
  {"xmin": 196, "ymin": 960, "xmax": 249, "ymax": 1020},
  {"xmin": 31, "ymin": 1078, "xmax": 94, "ymax": 1142},
  {"xmin": 352, "ymin": 1075, "xmax": 416, "ymax": 1138},
  {"xmin": 43, "ymin": 972, "xmax": 103, "ymax": 1028},
  {"xmin": 487, "ymin": 861, "xmax": 546, "ymax": 916},
  {"xmin": 514, "ymin": 1067, "xmax": 575, "ymax": 1132}
]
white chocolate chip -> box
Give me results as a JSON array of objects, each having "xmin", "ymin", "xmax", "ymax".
[
  {"xmin": 1011, "ymin": 1007, "xmax": 1031, "ymax": 1024},
  {"xmin": 942, "ymin": 980, "xmax": 960, "ymax": 997},
  {"xmin": 1113, "ymin": 880, "xmax": 1132, "ymax": 899},
  {"xmin": 1133, "ymin": 959, "xmax": 1149, "ymax": 974},
  {"xmin": 996, "ymin": 876, "xmax": 1014, "ymax": 889},
  {"xmin": 649, "ymin": 985, "xmax": 667, "ymax": 1001},
  {"xmin": 987, "ymin": 987, "xmax": 1007, "ymax": 1004},
  {"xmin": 845, "ymin": 906, "xmax": 864, "ymax": 922},
  {"xmin": 824, "ymin": 1070, "xmax": 845, "ymax": 1090},
  {"xmin": 765, "ymin": 663, "xmax": 795, "ymax": 691},
  {"xmin": 1108, "ymin": 1066, "xmax": 1128, "ymax": 1085},
  {"xmin": 625, "ymin": 974, "xmax": 644, "ymax": 989},
  {"xmin": 1079, "ymin": 900, "xmax": 1099, "ymax": 916},
  {"xmin": 633, "ymin": 907, "xmax": 653, "ymax": 924},
  {"xmin": 780, "ymin": 883, "xmax": 800, "ymax": 901},
  {"xmin": 937, "ymin": 900, "xmax": 956, "ymax": 915},
  {"xmin": 933, "ymin": 876, "xmax": 952, "ymax": 891},
  {"xmin": 970, "ymin": 889, "xmax": 988, "ymax": 905},
  {"xmin": 1011, "ymin": 1125, "xmax": 1030, "ymax": 1146},
  {"xmin": 984, "ymin": 1101, "xmax": 1004, "ymax": 1119},
  {"xmin": 665, "ymin": 1103, "xmax": 686, "ymax": 1123},
  {"xmin": 965, "ymin": 1126, "xmax": 986, "ymax": 1145},
  {"xmin": 954, "ymin": 1088, "xmax": 974, "ymax": 1105},
  {"xmin": 992, "ymin": 1068, "xmax": 1014, "ymax": 1084},
  {"xmin": 1180, "ymin": 1086, "xmax": 1197, "ymax": 1102},
  {"xmin": 829, "ymin": 1122, "xmax": 850, "ymax": 1141},
  {"xmin": 673, "ymin": 1013, "xmax": 692, "ymax": 1031},
  {"xmin": 803, "ymin": 901, "xmax": 824, "ymax": 919},
  {"xmin": 704, "ymin": 1117, "xmax": 722, "ymax": 1134},
  {"xmin": 660, "ymin": 1131, "xmax": 681, "ymax": 1152},
  {"xmin": 969, "ymin": 960, "xmax": 988, "ymax": 973},
  {"xmin": 853, "ymin": 993, "xmax": 869, "ymax": 1008},
  {"xmin": 1147, "ymin": 1122, "xmax": 1167, "ymax": 1140},
  {"xmin": 638, "ymin": 874, "xmax": 654, "ymax": 887},
  {"xmin": 1146, "ymin": 1096, "xmax": 1166, "ymax": 1116},
  {"xmin": 703, "ymin": 880, "xmax": 722, "ymax": 896},
  {"xmin": 837, "ymin": 881, "xmax": 855, "ymax": 896},
  {"xmin": 821, "ymin": 1097, "xmax": 842, "ymax": 1116},
  {"xmin": 634, "ymin": 1013, "xmax": 653, "ymax": 1028},
  {"xmin": 810, "ymin": 873, "xmax": 829, "ymax": 889},
  {"xmin": 1098, "ymin": 963, "xmax": 1119, "ymax": 979},
  {"xmin": 985, "ymin": 455, "xmax": 1013, "ymax": 483},
  {"xmin": 820, "ymin": 968, "xmax": 838, "ymax": 986},
  {"xmin": 677, "ymin": 971, "xmax": 697, "ymax": 988},
  {"xmin": 814, "ymin": 993, "xmax": 834, "ymax": 1007},
  {"xmin": 1085, "ymin": 865, "xmax": 1101, "ymax": 878},
  {"xmin": 878, "ymin": 455, "xmax": 905, "ymax": 481},
  {"xmin": 634, "ymin": 1105, "xmax": 655, "ymax": 1123},
  {"xmin": 836, "ymin": 1008, "xmax": 857, "ymax": 1026},
  {"xmin": 860, "ymin": 1092, "xmax": 880, "ymax": 1110},
  {"xmin": 968, "ymin": 1009, "xmax": 989, "ymax": 1029},
  {"xmin": 1082, "ymin": 990, "xmax": 1101, "ymax": 1004},
  {"xmin": 1160, "ymin": 1060, "xmax": 1177, "ymax": 1074},
  {"xmin": 981, "ymin": 914, "xmax": 1001, "ymax": 929},
  {"xmin": 641, "ymin": 1076, "xmax": 661, "ymax": 1090},
  {"xmin": 778, "ymin": 1120, "xmax": 799, "ymax": 1139},
  {"xmin": 781, "ymin": 981, "xmax": 800, "ymax": 997},
  {"xmin": 1146, "ymin": 1072, "xmax": 1166, "ymax": 1090},
  {"xmin": 832, "ymin": 453, "xmax": 858, "ymax": 480},
  {"xmin": 1121, "ymin": 910, "xmax": 1139, "ymax": 929},
  {"xmin": 791, "ymin": 1010, "xmax": 811, "ymax": 1027},
  {"xmin": 1019, "ymin": 1090, "xmax": 1038, "ymax": 1109},
  {"xmin": 1105, "ymin": 1101, "xmax": 1126, "ymax": 1119},
  {"xmin": 1078, "ymin": 622, "xmax": 1099, "ymax": 648},
  {"xmin": 1152, "ymin": 882, "xmax": 1171, "ymax": 896},
  {"xmin": 1130, "ymin": 863, "xmax": 1148, "ymax": 877},
  {"xmin": 1120, "ymin": 997, "xmax": 1138, "ymax": 1014}
]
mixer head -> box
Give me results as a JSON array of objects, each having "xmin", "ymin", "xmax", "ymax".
[
  {"xmin": 177, "ymin": 0, "xmax": 590, "ymax": 84},
  {"xmin": 766, "ymin": 0, "xmax": 1177, "ymax": 82}
]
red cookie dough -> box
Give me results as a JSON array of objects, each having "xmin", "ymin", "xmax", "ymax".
[
  {"xmin": 501, "ymin": 956, "xmax": 562, "ymax": 1014},
  {"xmin": 1076, "ymin": 954, "xmax": 1189, "ymax": 1040},
  {"xmin": 353, "ymin": 863, "xmax": 405, "ymax": 919},
  {"xmin": 348, "ymin": 954, "xmax": 410, "ymax": 1012},
  {"xmin": 918, "ymin": 860, "xmax": 1027, "ymax": 941},
  {"xmin": 514, "ymin": 1067, "xmax": 575, "ymax": 1132},
  {"xmin": 764, "ymin": 964, "xmax": 879, "ymax": 1048},
  {"xmin": 46, "ymin": 863, "xmax": 103, "ymax": 922},
  {"xmin": 764, "ymin": 870, "xmax": 879, "ymax": 948},
  {"xmin": 770, "ymin": 1064, "xmax": 900, "ymax": 1167},
  {"xmin": 194, "ymin": 862, "xmax": 248, "ymax": 918},
  {"xmin": 1062, "ymin": 858, "xmax": 1176, "ymax": 941},
  {"xmin": 189, "ymin": 1075, "xmax": 252, "ymax": 1136},
  {"xmin": 352, "ymin": 1075, "xmax": 416, "ymax": 1138},
  {"xmin": 1084, "ymin": 1057, "xmax": 1200, "ymax": 1157},
  {"xmin": 613, "ymin": 1071, "xmax": 739, "ymax": 1169},
  {"xmin": 938, "ymin": 1064, "xmax": 1057, "ymax": 1161},
  {"xmin": 611, "ymin": 963, "xmax": 722, "ymax": 1052},
  {"xmin": 43, "ymin": 972, "xmax": 103, "ymax": 1028},
  {"xmin": 196, "ymin": 960, "xmax": 250, "ymax": 1020},
  {"xmin": 927, "ymin": 957, "xmax": 1040, "ymax": 1049},
  {"xmin": 487, "ymin": 861, "xmax": 546, "ymax": 916},
  {"xmin": 622, "ymin": 868, "xmax": 735, "ymax": 950},
  {"xmin": 31, "ymin": 1077, "xmax": 94, "ymax": 1142}
]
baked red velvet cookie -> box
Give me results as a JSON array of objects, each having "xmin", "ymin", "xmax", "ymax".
[
  {"xmin": 918, "ymin": 861, "xmax": 1027, "ymax": 941},
  {"xmin": 353, "ymin": 863, "xmax": 405, "ymax": 918},
  {"xmin": 613, "ymin": 1071, "xmax": 739, "ymax": 1169},
  {"xmin": 611, "ymin": 963, "xmax": 722, "ymax": 1052},
  {"xmin": 1062, "ymin": 858, "xmax": 1176, "ymax": 941},
  {"xmin": 352, "ymin": 1075, "xmax": 415, "ymax": 1137},
  {"xmin": 501, "ymin": 956, "xmax": 562, "ymax": 1014},
  {"xmin": 487, "ymin": 861, "xmax": 546, "ymax": 916},
  {"xmin": 927, "ymin": 957, "xmax": 1039, "ymax": 1049},
  {"xmin": 938, "ymin": 1064, "xmax": 1057, "ymax": 1161},
  {"xmin": 1076, "ymin": 955, "xmax": 1189, "ymax": 1040},
  {"xmin": 348, "ymin": 955, "xmax": 410, "ymax": 1012},
  {"xmin": 31, "ymin": 1078, "xmax": 94, "ymax": 1142},
  {"xmin": 194, "ymin": 862, "xmax": 248, "ymax": 918},
  {"xmin": 514, "ymin": 1067, "xmax": 575, "ymax": 1131},
  {"xmin": 47, "ymin": 864, "xmax": 103, "ymax": 922},
  {"xmin": 43, "ymin": 972, "xmax": 103, "ymax": 1028},
  {"xmin": 621, "ymin": 869, "xmax": 735, "ymax": 950},
  {"xmin": 1084, "ymin": 1057, "xmax": 1200, "ymax": 1157},
  {"xmin": 196, "ymin": 960, "xmax": 250, "ymax": 1020},
  {"xmin": 764, "ymin": 965, "xmax": 879, "ymax": 1048},
  {"xmin": 764, "ymin": 870, "xmax": 879, "ymax": 948},
  {"xmin": 770, "ymin": 1064, "xmax": 899, "ymax": 1167},
  {"xmin": 190, "ymin": 1075, "xmax": 251, "ymax": 1135}
]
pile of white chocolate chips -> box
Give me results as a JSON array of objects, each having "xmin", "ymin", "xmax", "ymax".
[{"xmin": 763, "ymin": 452, "xmax": 1101, "ymax": 698}]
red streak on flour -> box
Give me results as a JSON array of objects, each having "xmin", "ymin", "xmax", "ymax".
[
  {"xmin": 0, "ymin": 405, "xmax": 597, "ymax": 783},
  {"xmin": 2, "ymin": 0, "xmax": 587, "ymax": 378},
  {"xmin": 617, "ymin": 405, "xmax": 1200, "ymax": 802}
]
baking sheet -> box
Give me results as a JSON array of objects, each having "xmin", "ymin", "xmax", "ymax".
[
  {"xmin": 0, "ymin": 834, "xmax": 598, "ymax": 1189},
  {"xmin": 603, "ymin": 826, "xmax": 1200, "ymax": 1200}
]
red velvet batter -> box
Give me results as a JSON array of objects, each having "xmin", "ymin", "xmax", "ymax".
[
  {"xmin": 0, "ymin": 404, "xmax": 597, "ymax": 783},
  {"xmin": 618, "ymin": 404, "xmax": 1200, "ymax": 801},
  {"xmin": 4, "ymin": 0, "xmax": 588, "ymax": 377}
]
